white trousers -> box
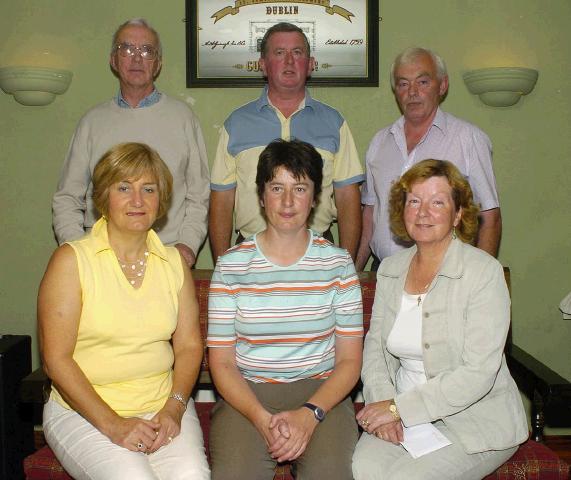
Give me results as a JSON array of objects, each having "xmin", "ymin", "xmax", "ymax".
[
  {"xmin": 43, "ymin": 398, "xmax": 210, "ymax": 480},
  {"xmin": 352, "ymin": 421, "xmax": 518, "ymax": 480}
]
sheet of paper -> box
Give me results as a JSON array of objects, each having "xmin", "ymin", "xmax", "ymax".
[{"xmin": 400, "ymin": 423, "xmax": 452, "ymax": 459}]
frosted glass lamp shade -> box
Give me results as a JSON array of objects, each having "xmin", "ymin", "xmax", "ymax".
[
  {"xmin": 463, "ymin": 67, "xmax": 538, "ymax": 107},
  {"xmin": 0, "ymin": 66, "xmax": 73, "ymax": 106}
]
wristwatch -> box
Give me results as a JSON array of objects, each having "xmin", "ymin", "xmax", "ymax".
[
  {"xmin": 303, "ymin": 402, "xmax": 326, "ymax": 422},
  {"xmin": 389, "ymin": 400, "xmax": 400, "ymax": 421}
]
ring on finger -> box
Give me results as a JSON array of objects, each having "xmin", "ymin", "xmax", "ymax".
[
  {"xmin": 137, "ymin": 442, "xmax": 145, "ymax": 450},
  {"xmin": 167, "ymin": 436, "xmax": 173, "ymax": 443},
  {"xmin": 360, "ymin": 419, "xmax": 369, "ymax": 427}
]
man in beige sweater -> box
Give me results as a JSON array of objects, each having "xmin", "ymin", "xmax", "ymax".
[{"xmin": 52, "ymin": 18, "xmax": 209, "ymax": 266}]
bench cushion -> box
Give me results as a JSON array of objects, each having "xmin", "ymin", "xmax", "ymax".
[
  {"xmin": 489, "ymin": 439, "xmax": 570, "ymax": 479},
  {"xmin": 24, "ymin": 403, "xmax": 569, "ymax": 480}
]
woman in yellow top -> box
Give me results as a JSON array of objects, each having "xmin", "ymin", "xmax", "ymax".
[{"xmin": 39, "ymin": 143, "xmax": 209, "ymax": 479}]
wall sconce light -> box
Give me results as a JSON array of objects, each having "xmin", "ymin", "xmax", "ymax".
[
  {"xmin": 463, "ymin": 67, "xmax": 538, "ymax": 107},
  {"xmin": 0, "ymin": 66, "xmax": 72, "ymax": 106}
]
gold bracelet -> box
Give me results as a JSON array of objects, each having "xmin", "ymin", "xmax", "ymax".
[{"xmin": 169, "ymin": 392, "xmax": 187, "ymax": 411}]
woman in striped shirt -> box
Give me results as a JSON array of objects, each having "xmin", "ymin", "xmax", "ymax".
[{"xmin": 208, "ymin": 139, "xmax": 364, "ymax": 479}]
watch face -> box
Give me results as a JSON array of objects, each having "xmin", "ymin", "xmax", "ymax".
[
  {"xmin": 389, "ymin": 403, "xmax": 400, "ymax": 420},
  {"xmin": 304, "ymin": 402, "xmax": 325, "ymax": 422},
  {"xmin": 314, "ymin": 407, "xmax": 325, "ymax": 421}
]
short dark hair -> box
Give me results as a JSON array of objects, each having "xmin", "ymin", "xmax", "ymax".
[
  {"xmin": 260, "ymin": 22, "xmax": 310, "ymax": 57},
  {"xmin": 389, "ymin": 159, "xmax": 480, "ymax": 243},
  {"xmin": 256, "ymin": 139, "xmax": 323, "ymax": 202},
  {"xmin": 93, "ymin": 142, "xmax": 172, "ymax": 219}
]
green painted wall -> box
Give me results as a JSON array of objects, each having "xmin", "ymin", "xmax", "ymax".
[{"xmin": 1, "ymin": 0, "xmax": 570, "ymax": 393}]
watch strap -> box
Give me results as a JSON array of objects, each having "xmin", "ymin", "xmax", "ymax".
[{"xmin": 303, "ymin": 402, "xmax": 325, "ymax": 422}]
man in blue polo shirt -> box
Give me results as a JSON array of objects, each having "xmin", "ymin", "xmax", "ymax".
[{"xmin": 209, "ymin": 22, "xmax": 364, "ymax": 262}]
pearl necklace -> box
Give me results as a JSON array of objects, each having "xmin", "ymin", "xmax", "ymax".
[{"xmin": 118, "ymin": 251, "xmax": 149, "ymax": 285}]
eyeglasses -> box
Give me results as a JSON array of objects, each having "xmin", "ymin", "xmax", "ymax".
[{"xmin": 115, "ymin": 43, "xmax": 158, "ymax": 60}]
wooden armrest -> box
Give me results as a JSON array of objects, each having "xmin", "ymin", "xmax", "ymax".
[
  {"xmin": 20, "ymin": 367, "xmax": 215, "ymax": 405},
  {"xmin": 197, "ymin": 370, "xmax": 213, "ymax": 389},
  {"xmin": 506, "ymin": 344, "xmax": 571, "ymax": 442},
  {"xmin": 19, "ymin": 367, "xmax": 50, "ymax": 427},
  {"xmin": 20, "ymin": 367, "xmax": 51, "ymax": 405}
]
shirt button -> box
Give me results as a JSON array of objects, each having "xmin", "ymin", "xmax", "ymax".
[{"xmin": 424, "ymin": 343, "xmax": 430, "ymax": 349}]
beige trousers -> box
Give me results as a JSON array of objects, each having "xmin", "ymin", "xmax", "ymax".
[
  {"xmin": 43, "ymin": 398, "xmax": 210, "ymax": 480},
  {"xmin": 352, "ymin": 420, "xmax": 518, "ymax": 480}
]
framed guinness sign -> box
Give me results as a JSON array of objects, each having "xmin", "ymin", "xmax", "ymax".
[{"xmin": 186, "ymin": 0, "xmax": 379, "ymax": 87}]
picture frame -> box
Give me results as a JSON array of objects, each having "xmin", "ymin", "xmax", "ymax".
[{"xmin": 186, "ymin": 0, "xmax": 379, "ymax": 88}]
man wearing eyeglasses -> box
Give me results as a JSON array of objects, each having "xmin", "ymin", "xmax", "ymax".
[{"xmin": 52, "ymin": 18, "xmax": 209, "ymax": 267}]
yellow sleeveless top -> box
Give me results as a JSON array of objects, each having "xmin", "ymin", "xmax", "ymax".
[{"xmin": 50, "ymin": 218, "xmax": 183, "ymax": 416}]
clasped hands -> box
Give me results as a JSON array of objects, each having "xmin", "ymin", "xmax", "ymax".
[
  {"xmin": 355, "ymin": 400, "xmax": 403, "ymax": 445},
  {"xmin": 107, "ymin": 401, "xmax": 184, "ymax": 454},
  {"xmin": 259, "ymin": 408, "xmax": 318, "ymax": 463}
]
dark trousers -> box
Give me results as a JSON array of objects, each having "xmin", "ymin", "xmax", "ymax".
[{"xmin": 210, "ymin": 379, "xmax": 358, "ymax": 480}]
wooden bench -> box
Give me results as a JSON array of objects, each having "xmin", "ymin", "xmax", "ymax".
[{"xmin": 20, "ymin": 269, "xmax": 571, "ymax": 479}]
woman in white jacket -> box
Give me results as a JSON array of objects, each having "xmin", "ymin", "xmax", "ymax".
[{"xmin": 352, "ymin": 159, "xmax": 527, "ymax": 480}]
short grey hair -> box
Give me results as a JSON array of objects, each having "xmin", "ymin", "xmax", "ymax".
[
  {"xmin": 390, "ymin": 47, "xmax": 447, "ymax": 89},
  {"xmin": 111, "ymin": 18, "xmax": 162, "ymax": 58}
]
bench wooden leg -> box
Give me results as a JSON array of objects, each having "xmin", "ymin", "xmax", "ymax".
[{"xmin": 531, "ymin": 389, "xmax": 545, "ymax": 443}]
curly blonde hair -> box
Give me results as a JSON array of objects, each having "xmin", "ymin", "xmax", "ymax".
[
  {"xmin": 389, "ymin": 159, "xmax": 479, "ymax": 243},
  {"xmin": 93, "ymin": 142, "xmax": 172, "ymax": 219}
]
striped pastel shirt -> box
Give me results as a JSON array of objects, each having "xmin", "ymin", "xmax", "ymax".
[{"xmin": 207, "ymin": 231, "xmax": 363, "ymax": 383}]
